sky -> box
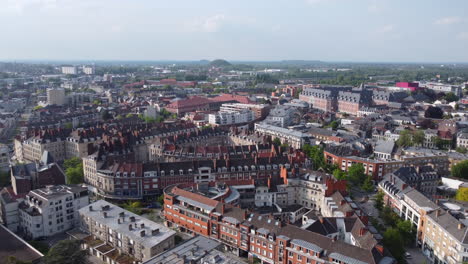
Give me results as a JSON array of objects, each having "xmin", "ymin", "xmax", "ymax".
[{"xmin": 1, "ymin": 0, "xmax": 468, "ymax": 62}]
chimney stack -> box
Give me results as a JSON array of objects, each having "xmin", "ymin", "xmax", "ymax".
[
  {"xmin": 129, "ymin": 224, "xmax": 133, "ymax": 231},
  {"xmin": 141, "ymin": 223, "xmax": 145, "ymax": 229},
  {"xmin": 89, "ymin": 206, "xmax": 93, "ymax": 211},
  {"xmin": 102, "ymin": 212, "xmax": 107, "ymax": 218},
  {"xmin": 359, "ymin": 227, "xmax": 367, "ymax": 236},
  {"xmin": 435, "ymin": 209, "xmax": 441, "ymax": 217},
  {"xmin": 130, "ymin": 216, "xmax": 136, "ymax": 222},
  {"xmin": 152, "ymin": 229, "xmax": 160, "ymax": 236},
  {"xmin": 459, "ymin": 223, "xmax": 465, "ymax": 230},
  {"xmin": 140, "ymin": 230, "xmax": 145, "ymax": 237}
]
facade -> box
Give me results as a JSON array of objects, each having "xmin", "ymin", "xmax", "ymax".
[
  {"xmin": 78, "ymin": 200, "xmax": 175, "ymax": 262},
  {"xmin": 255, "ymin": 123, "xmax": 310, "ymax": 149},
  {"xmin": 0, "ymin": 187, "xmax": 24, "ymax": 232},
  {"xmin": 61, "ymin": 66, "xmax": 78, "ymax": 75},
  {"xmin": 46, "ymin": 88, "xmax": 66, "ymax": 106},
  {"xmin": 263, "ymin": 105, "xmax": 299, "ymax": 128},
  {"xmin": 18, "ymin": 185, "xmax": 89, "ymax": 239},
  {"xmin": 208, "ymin": 109, "xmax": 255, "ymax": 126},
  {"xmin": 219, "ymin": 103, "xmax": 270, "ymax": 119},
  {"xmin": 82, "ymin": 66, "xmax": 95, "ymax": 75},
  {"xmin": 457, "ymin": 132, "xmax": 468, "ymax": 149}
]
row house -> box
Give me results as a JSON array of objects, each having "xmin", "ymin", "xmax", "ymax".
[
  {"xmin": 84, "ymin": 154, "xmax": 302, "ymax": 200},
  {"xmin": 163, "ymin": 184, "xmax": 394, "ymax": 264}
]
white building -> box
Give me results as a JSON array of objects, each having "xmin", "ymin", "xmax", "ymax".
[
  {"xmin": 254, "ymin": 123, "xmax": 310, "ymax": 149},
  {"xmin": 457, "ymin": 132, "xmax": 468, "ymax": 149},
  {"xmin": 47, "ymin": 88, "xmax": 66, "ymax": 106},
  {"xmin": 61, "ymin": 66, "xmax": 78, "ymax": 75},
  {"xmin": 0, "ymin": 187, "xmax": 24, "ymax": 232},
  {"xmin": 208, "ymin": 109, "xmax": 254, "ymax": 126},
  {"xmin": 79, "ymin": 200, "xmax": 175, "ymax": 262},
  {"xmin": 18, "ymin": 185, "xmax": 89, "ymax": 239},
  {"xmin": 82, "ymin": 66, "xmax": 95, "ymax": 75}
]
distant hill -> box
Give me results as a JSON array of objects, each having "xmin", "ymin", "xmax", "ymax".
[{"xmin": 210, "ymin": 59, "xmax": 231, "ymax": 67}]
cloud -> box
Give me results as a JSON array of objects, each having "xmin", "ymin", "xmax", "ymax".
[
  {"xmin": 185, "ymin": 14, "xmax": 226, "ymax": 33},
  {"xmin": 377, "ymin": 24, "xmax": 395, "ymax": 33},
  {"xmin": 457, "ymin": 32, "xmax": 468, "ymax": 40},
  {"xmin": 434, "ymin": 16, "xmax": 462, "ymax": 25},
  {"xmin": 3, "ymin": 0, "xmax": 60, "ymax": 13}
]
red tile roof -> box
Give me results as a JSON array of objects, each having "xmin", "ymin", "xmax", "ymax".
[{"xmin": 210, "ymin": 94, "xmax": 255, "ymax": 104}]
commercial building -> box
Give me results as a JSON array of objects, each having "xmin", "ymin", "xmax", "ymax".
[
  {"xmin": 18, "ymin": 185, "xmax": 89, "ymax": 239},
  {"xmin": 78, "ymin": 200, "xmax": 175, "ymax": 262}
]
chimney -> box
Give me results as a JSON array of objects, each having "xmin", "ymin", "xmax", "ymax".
[
  {"xmin": 435, "ymin": 209, "xmax": 440, "ymax": 217},
  {"xmin": 244, "ymin": 210, "xmax": 248, "ymax": 220},
  {"xmin": 140, "ymin": 230, "xmax": 145, "ymax": 237},
  {"xmin": 332, "ymin": 236, "xmax": 337, "ymax": 242},
  {"xmin": 152, "ymin": 229, "xmax": 160, "ymax": 236},
  {"xmin": 402, "ymin": 184, "xmax": 407, "ymax": 190},
  {"xmin": 221, "ymin": 204, "xmax": 225, "ymax": 214},
  {"xmin": 130, "ymin": 216, "xmax": 136, "ymax": 222},
  {"xmin": 117, "ymin": 219, "xmax": 121, "ymax": 224},
  {"xmin": 459, "ymin": 223, "xmax": 465, "ymax": 230},
  {"xmin": 359, "ymin": 227, "xmax": 367, "ymax": 236},
  {"xmin": 129, "ymin": 224, "xmax": 133, "ymax": 231},
  {"xmin": 340, "ymin": 200, "xmax": 346, "ymax": 205},
  {"xmin": 102, "ymin": 212, "xmax": 107, "ymax": 218},
  {"xmin": 141, "ymin": 223, "xmax": 145, "ymax": 229},
  {"xmin": 89, "ymin": 206, "xmax": 93, "ymax": 211}
]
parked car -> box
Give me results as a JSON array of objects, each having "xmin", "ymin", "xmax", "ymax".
[{"xmin": 404, "ymin": 252, "xmax": 412, "ymax": 259}]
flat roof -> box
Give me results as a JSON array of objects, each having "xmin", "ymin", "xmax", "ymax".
[{"xmin": 79, "ymin": 200, "xmax": 175, "ymax": 247}]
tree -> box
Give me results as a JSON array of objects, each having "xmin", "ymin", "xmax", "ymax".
[
  {"xmin": 44, "ymin": 239, "xmax": 88, "ymax": 264},
  {"xmin": 456, "ymin": 188, "xmax": 468, "ymax": 201},
  {"xmin": 303, "ymin": 144, "xmax": 325, "ymax": 170},
  {"xmin": 383, "ymin": 228, "xmax": 405, "ymax": 263},
  {"xmin": 433, "ymin": 136, "xmax": 451, "ymax": 150},
  {"xmin": 64, "ymin": 122, "xmax": 73, "ymax": 129},
  {"xmin": 272, "ymin": 137, "xmax": 281, "ymax": 146},
  {"xmin": 456, "ymin": 147, "xmax": 468, "ymax": 154},
  {"xmin": 333, "ymin": 169, "xmax": 346, "ymax": 180},
  {"xmin": 64, "ymin": 157, "xmax": 84, "ymax": 184},
  {"xmin": 33, "ymin": 105, "xmax": 43, "ymax": 111},
  {"xmin": 374, "ymin": 191, "xmax": 384, "ymax": 211},
  {"xmin": 397, "ymin": 220, "xmax": 416, "ymax": 246},
  {"xmin": 396, "ymin": 130, "xmax": 413, "ymax": 147},
  {"xmin": 424, "ymin": 106, "xmax": 444, "ymax": 119},
  {"xmin": 126, "ymin": 113, "xmax": 134, "ymax": 118},
  {"xmin": 444, "ymin": 92, "xmax": 459, "ymax": 102},
  {"xmin": 101, "ymin": 110, "xmax": 112, "ymax": 121},
  {"xmin": 347, "ymin": 163, "xmax": 366, "ymax": 185},
  {"xmin": 361, "ymin": 176, "xmax": 374, "ymax": 192},
  {"xmin": 452, "ymin": 160, "xmax": 468, "ymax": 179},
  {"xmin": 413, "ymin": 130, "xmax": 425, "ymax": 146}
]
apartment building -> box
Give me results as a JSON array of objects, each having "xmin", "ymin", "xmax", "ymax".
[
  {"xmin": 208, "ymin": 109, "xmax": 255, "ymax": 126},
  {"xmin": 61, "ymin": 66, "xmax": 78, "ymax": 75},
  {"xmin": 47, "ymin": 88, "xmax": 66, "ymax": 106},
  {"xmin": 83, "ymin": 154, "xmax": 301, "ymax": 200},
  {"xmin": 255, "ymin": 123, "xmax": 310, "ymax": 149},
  {"xmin": 219, "ymin": 103, "xmax": 270, "ymax": 119},
  {"xmin": 163, "ymin": 184, "xmax": 394, "ymax": 264},
  {"xmin": 78, "ymin": 200, "xmax": 175, "ymax": 262},
  {"xmin": 18, "ymin": 185, "xmax": 89, "ymax": 239}
]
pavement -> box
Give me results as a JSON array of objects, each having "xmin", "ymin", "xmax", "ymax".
[{"xmin": 405, "ymin": 247, "xmax": 431, "ymax": 264}]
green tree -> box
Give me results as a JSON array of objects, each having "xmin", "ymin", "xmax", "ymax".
[
  {"xmin": 383, "ymin": 228, "xmax": 406, "ymax": 263},
  {"xmin": 361, "ymin": 176, "xmax": 374, "ymax": 192},
  {"xmin": 64, "ymin": 157, "xmax": 84, "ymax": 184},
  {"xmin": 456, "ymin": 147, "xmax": 467, "ymax": 154},
  {"xmin": 126, "ymin": 113, "xmax": 135, "ymax": 118},
  {"xmin": 413, "ymin": 130, "xmax": 425, "ymax": 146},
  {"xmin": 272, "ymin": 137, "xmax": 282, "ymax": 146},
  {"xmin": 397, "ymin": 220, "xmax": 416, "ymax": 246},
  {"xmin": 444, "ymin": 92, "xmax": 459, "ymax": 102},
  {"xmin": 33, "ymin": 105, "xmax": 43, "ymax": 111},
  {"xmin": 64, "ymin": 122, "xmax": 73, "ymax": 129},
  {"xmin": 333, "ymin": 169, "xmax": 346, "ymax": 180},
  {"xmin": 396, "ymin": 130, "xmax": 413, "ymax": 147},
  {"xmin": 101, "ymin": 110, "xmax": 112, "ymax": 121},
  {"xmin": 44, "ymin": 239, "xmax": 88, "ymax": 264},
  {"xmin": 347, "ymin": 163, "xmax": 366, "ymax": 185},
  {"xmin": 456, "ymin": 188, "xmax": 468, "ymax": 201},
  {"xmin": 303, "ymin": 144, "xmax": 325, "ymax": 170},
  {"xmin": 374, "ymin": 191, "xmax": 384, "ymax": 211}
]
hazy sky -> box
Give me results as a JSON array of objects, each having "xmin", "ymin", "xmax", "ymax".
[{"xmin": 1, "ymin": 0, "xmax": 467, "ymax": 62}]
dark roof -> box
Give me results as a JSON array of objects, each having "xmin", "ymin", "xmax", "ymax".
[{"xmin": 0, "ymin": 224, "xmax": 43, "ymax": 263}]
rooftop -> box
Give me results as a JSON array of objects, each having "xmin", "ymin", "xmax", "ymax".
[{"xmin": 79, "ymin": 200, "xmax": 175, "ymax": 247}]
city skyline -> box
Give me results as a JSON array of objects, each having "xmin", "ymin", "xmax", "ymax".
[{"xmin": 1, "ymin": 0, "xmax": 467, "ymax": 62}]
